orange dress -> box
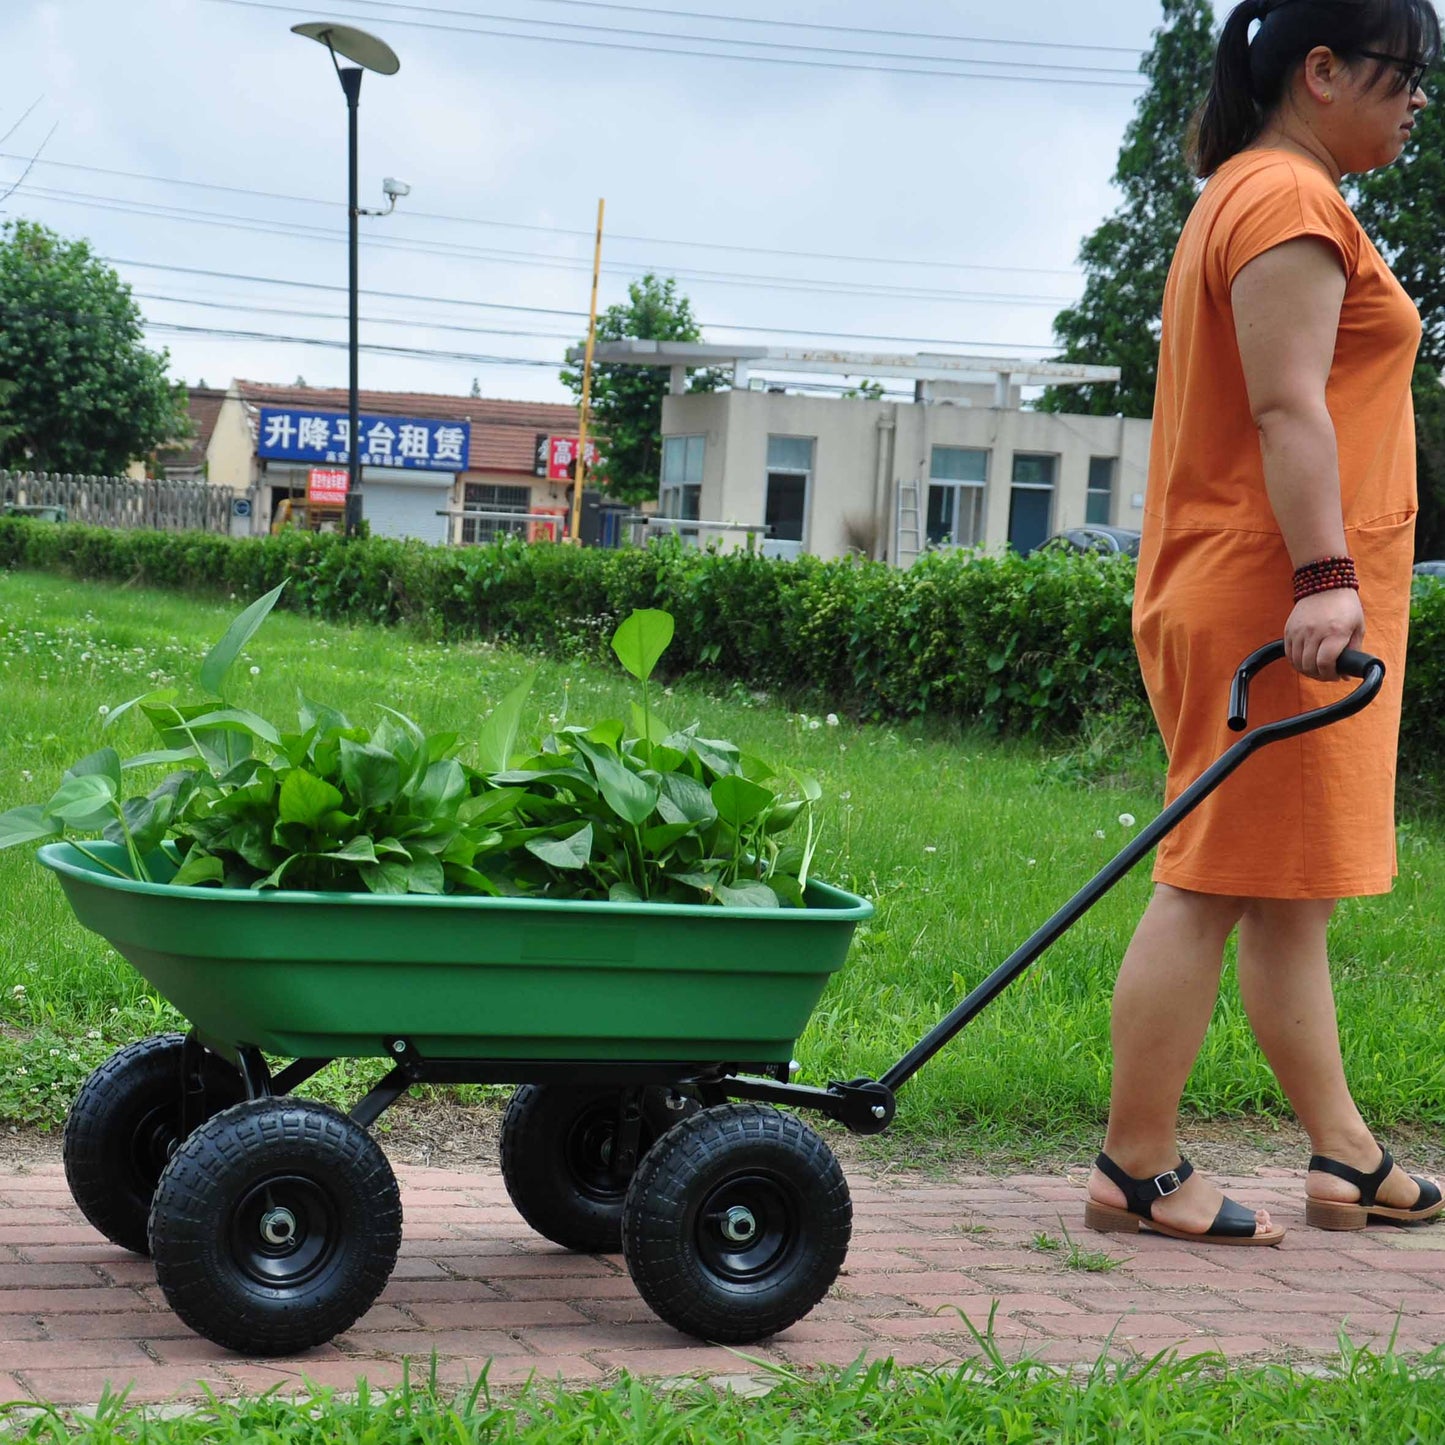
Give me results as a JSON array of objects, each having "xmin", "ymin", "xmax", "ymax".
[{"xmin": 1135, "ymin": 149, "xmax": 1421, "ymax": 899}]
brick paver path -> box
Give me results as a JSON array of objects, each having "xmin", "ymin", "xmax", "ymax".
[{"xmin": 0, "ymin": 1161, "xmax": 1440, "ymax": 1405}]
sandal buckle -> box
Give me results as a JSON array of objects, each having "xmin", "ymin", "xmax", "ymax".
[{"xmin": 1153, "ymin": 1170, "xmax": 1182, "ymax": 1198}]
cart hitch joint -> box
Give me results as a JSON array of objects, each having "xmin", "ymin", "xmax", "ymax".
[{"xmin": 828, "ymin": 1078, "xmax": 896, "ymax": 1135}]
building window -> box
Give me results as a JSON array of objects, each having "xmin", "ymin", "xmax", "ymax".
[
  {"xmin": 765, "ymin": 436, "xmax": 814, "ymax": 550},
  {"xmin": 461, "ymin": 483, "xmax": 529, "ymax": 545},
  {"xmin": 927, "ymin": 446, "xmax": 988, "ymax": 548},
  {"xmin": 659, "ymin": 434, "xmax": 705, "ymax": 541},
  {"xmin": 1087, "ymin": 457, "xmax": 1117, "ymax": 525},
  {"xmin": 1008, "ymin": 453, "xmax": 1057, "ymax": 556}
]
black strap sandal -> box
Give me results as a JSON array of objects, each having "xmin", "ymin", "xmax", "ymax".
[
  {"xmin": 1306, "ymin": 1144, "xmax": 1444, "ymax": 1231},
  {"xmin": 1084, "ymin": 1151, "xmax": 1285, "ymax": 1247}
]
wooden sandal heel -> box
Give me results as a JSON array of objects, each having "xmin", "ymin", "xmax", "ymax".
[
  {"xmin": 1303, "ymin": 1197, "xmax": 1369, "ymax": 1232},
  {"xmin": 1083, "ymin": 1200, "xmax": 1142, "ymax": 1234},
  {"xmin": 1307, "ymin": 1144, "xmax": 1444, "ymax": 1231}
]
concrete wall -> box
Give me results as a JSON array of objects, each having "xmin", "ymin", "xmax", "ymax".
[
  {"xmin": 207, "ymin": 393, "xmax": 259, "ymax": 493},
  {"xmin": 661, "ymin": 390, "xmax": 1154, "ymax": 564}
]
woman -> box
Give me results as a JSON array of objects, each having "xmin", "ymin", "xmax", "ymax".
[{"xmin": 1085, "ymin": 0, "xmax": 1445, "ymax": 1246}]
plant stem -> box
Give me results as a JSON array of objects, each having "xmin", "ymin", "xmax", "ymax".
[
  {"xmin": 110, "ymin": 802, "xmax": 152, "ymax": 884},
  {"xmin": 69, "ymin": 840, "xmax": 137, "ymax": 880},
  {"xmin": 632, "ymin": 824, "xmax": 649, "ymax": 900},
  {"xmin": 164, "ymin": 705, "xmax": 217, "ymax": 779}
]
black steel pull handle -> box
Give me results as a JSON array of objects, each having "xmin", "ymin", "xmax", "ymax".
[{"xmin": 1228, "ymin": 641, "xmax": 1385, "ymax": 733}]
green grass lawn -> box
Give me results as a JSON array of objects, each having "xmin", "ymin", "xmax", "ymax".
[
  {"xmin": 3, "ymin": 1348, "xmax": 1444, "ymax": 1442},
  {"xmin": 3, "ymin": 569, "xmax": 1445, "ymax": 1157}
]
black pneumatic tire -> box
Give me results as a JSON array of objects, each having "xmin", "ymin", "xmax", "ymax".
[
  {"xmin": 500, "ymin": 1084, "xmax": 698, "ymax": 1253},
  {"xmin": 149, "ymin": 1098, "xmax": 402, "ymax": 1356},
  {"xmin": 620, "ymin": 1102, "xmax": 852, "ymax": 1344},
  {"xmin": 63, "ymin": 1034, "xmax": 246, "ymax": 1256}
]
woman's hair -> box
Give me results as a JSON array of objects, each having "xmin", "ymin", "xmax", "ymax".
[{"xmin": 1191, "ymin": 0, "xmax": 1443, "ymax": 176}]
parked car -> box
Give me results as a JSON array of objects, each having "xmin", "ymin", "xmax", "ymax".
[
  {"xmin": 2, "ymin": 503, "xmax": 67, "ymax": 522},
  {"xmin": 1041, "ymin": 525, "xmax": 1142, "ymax": 559},
  {"xmin": 1413, "ymin": 560, "xmax": 1445, "ymax": 579}
]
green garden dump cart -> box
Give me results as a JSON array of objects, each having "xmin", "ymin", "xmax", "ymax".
[{"xmin": 42, "ymin": 643, "xmax": 1383, "ymax": 1357}]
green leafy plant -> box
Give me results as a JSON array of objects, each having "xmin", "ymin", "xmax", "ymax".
[{"xmin": 0, "ymin": 591, "xmax": 821, "ymax": 908}]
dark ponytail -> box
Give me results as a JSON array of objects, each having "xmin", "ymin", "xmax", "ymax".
[
  {"xmin": 1192, "ymin": 0, "xmax": 1273, "ymax": 177},
  {"xmin": 1190, "ymin": 0, "xmax": 1444, "ymax": 178}
]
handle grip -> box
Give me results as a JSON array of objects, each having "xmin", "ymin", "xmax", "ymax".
[{"xmin": 1228, "ymin": 642, "xmax": 1385, "ymax": 733}]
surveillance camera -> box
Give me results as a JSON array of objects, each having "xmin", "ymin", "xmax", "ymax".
[{"xmin": 382, "ymin": 177, "xmax": 411, "ymax": 198}]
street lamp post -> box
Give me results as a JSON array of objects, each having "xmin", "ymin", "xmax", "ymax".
[{"xmin": 291, "ymin": 22, "xmax": 400, "ymax": 537}]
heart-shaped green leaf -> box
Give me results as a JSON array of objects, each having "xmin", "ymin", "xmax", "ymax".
[
  {"xmin": 611, "ymin": 609, "xmax": 674, "ymax": 684},
  {"xmin": 710, "ymin": 775, "xmax": 774, "ymax": 830},
  {"xmin": 525, "ymin": 824, "xmax": 593, "ymax": 870},
  {"xmin": 0, "ymin": 805, "xmax": 60, "ymax": 851},
  {"xmin": 321, "ymin": 837, "xmax": 379, "ymax": 865},
  {"xmin": 360, "ymin": 861, "xmax": 411, "ymax": 895},
  {"xmin": 572, "ymin": 738, "xmax": 659, "ymax": 827},
  {"xmin": 66, "ymin": 748, "xmax": 123, "ymax": 790},
  {"xmin": 658, "ymin": 773, "xmax": 716, "ymax": 825},
  {"xmin": 278, "ymin": 771, "xmax": 344, "ymax": 828},
  {"xmin": 172, "ymin": 853, "xmax": 224, "ymax": 888},
  {"xmin": 45, "ymin": 773, "xmax": 117, "ymax": 826},
  {"xmin": 340, "ymin": 740, "xmax": 402, "ymax": 813},
  {"xmin": 715, "ymin": 880, "xmax": 781, "ymax": 909}
]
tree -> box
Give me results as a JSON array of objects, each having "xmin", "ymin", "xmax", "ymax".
[
  {"xmin": 560, "ymin": 274, "xmax": 723, "ymax": 504},
  {"xmin": 1350, "ymin": 105, "xmax": 1445, "ymax": 559},
  {"xmin": 0, "ymin": 379, "xmax": 17, "ymax": 456},
  {"xmin": 0, "ymin": 219, "xmax": 187, "ymax": 475},
  {"xmin": 1038, "ymin": 0, "xmax": 1216, "ymax": 418}
]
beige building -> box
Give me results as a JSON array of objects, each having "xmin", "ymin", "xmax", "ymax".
[{"xmin": 589, "ymin": 343, "xmax": 1152, "ymax": 565}]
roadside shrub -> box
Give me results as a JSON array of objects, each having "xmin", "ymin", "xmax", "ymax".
[{"xmin": 7, "ymin": 519, "xmax": 1444, "ymax": 776}]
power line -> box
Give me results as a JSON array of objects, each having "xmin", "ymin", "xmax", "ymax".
[
  {"xmin": 425, "ymin": 0, "xmax": 1143, "ymax": 56},
  {"xmin": 0, "ymin": 151, "xmax": 1082, "ymax": 279},
  {"xmin": 104, "ymin": 256, "xmax": 1061, "ymax": 351},
  {"xmin": 307, "ymin": 0, "xmax": 1146, "ymax": 78},
  {"xmin": 12, "ymin": 181, "xmax": 1079, "ymax": 307},
  {"xmin": 143, "ymin": 320, "xmax": 559, "ymax": 367},
  {"xmin": 134, "ymin": 290, "xmax": 579, "ymax": 340},
  {"xmin": 202, "ymin": 0, "xmax": 1148, "ymax": 88}
]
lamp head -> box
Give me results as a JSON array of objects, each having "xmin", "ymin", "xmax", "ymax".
[
  {"xmin": 382, "ymin": 177, "xmax": 411, "ymax": 199},
  {"xmin": 291, "ymin": 21, "xmax": 400, "ymax": 75}
]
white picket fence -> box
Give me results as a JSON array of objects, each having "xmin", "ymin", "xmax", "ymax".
[{"xmin": 0, "ymin": 470, "xmax": 250, "ymax": 534}]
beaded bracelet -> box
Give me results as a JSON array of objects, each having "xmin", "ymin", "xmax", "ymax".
[{"xmin": 1293, "ymin": 555, "xmax": 1359, "ymax": 603}]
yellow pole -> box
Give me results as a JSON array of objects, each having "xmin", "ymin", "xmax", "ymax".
[{"xmin": 570, "ymin": 197, "xmax": 606, "ymax": 544}]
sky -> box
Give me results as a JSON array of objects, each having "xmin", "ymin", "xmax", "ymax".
[{"xmin": 0, "ymin": 0, "xmax": 1179, "ymax": 406}]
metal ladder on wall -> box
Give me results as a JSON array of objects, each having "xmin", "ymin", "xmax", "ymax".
[{"xmin": 895, "ymin": 476, "xmax": 924, "ymax": 566}]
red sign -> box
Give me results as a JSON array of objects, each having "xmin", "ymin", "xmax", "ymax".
[
  {"xmin": 307, "ymin": 468, "xmax": 349, "ymax": 505},
  {"xmin": 529, "ymin": 508, "xmax": 569, "ymax": 543},
  {"xmin": 546, "ymin": 436, "xmax": 601, "ymax": 483}
]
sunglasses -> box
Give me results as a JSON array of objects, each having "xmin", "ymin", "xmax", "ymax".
[{"xmin": 1356, "ymin": 49, "xmax": 1432, "ymax": 95}]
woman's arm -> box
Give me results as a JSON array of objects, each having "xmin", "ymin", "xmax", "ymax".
[{"xmin": 1232, "ymin": 235, "xmax": 1363, "ymax": 681}]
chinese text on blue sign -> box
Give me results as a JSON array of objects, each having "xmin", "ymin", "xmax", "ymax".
[{"xmin": 257, "ymin": 409, "xmax": 471, "ymax": 473}]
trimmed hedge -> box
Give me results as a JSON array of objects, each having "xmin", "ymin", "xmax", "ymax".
[{"xmin": 5, "ymin": 519, "xmax": 1444, "ymax": 777}]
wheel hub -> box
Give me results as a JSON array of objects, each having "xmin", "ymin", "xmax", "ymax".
[
  {"xmin": 259, "ymin": 1207, "xmax": 298, "ymax": 1246},
  {"xmin": 231, "ymin": 1175, "xmax": 338, "ymax": 1287},
  {"xmin": 698, "ymin": 1172, "xmax": 801, "ymax": 1284},
  {"xmin": 721, "ymin": 1206, "xmax": 757, "ymax": 1243}
]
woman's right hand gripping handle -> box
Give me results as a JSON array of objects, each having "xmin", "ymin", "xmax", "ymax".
[{"xmin": 1285, "ymin": 587, "xmax": 1366, "ymax": 682}]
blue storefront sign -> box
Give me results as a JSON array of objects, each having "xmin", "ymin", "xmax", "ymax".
[{"xmin": 256, "ymin": 408, "xmax": 471, "ymax": 472}]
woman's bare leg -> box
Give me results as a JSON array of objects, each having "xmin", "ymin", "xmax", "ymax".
[
  {"xmin": 1088, "ymin": 883, "xmax": 1275, "ymax": 1237},
  {"xmin": 1236, "ymin": 898, "xmax": 1431, "ymax": 1209}
]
